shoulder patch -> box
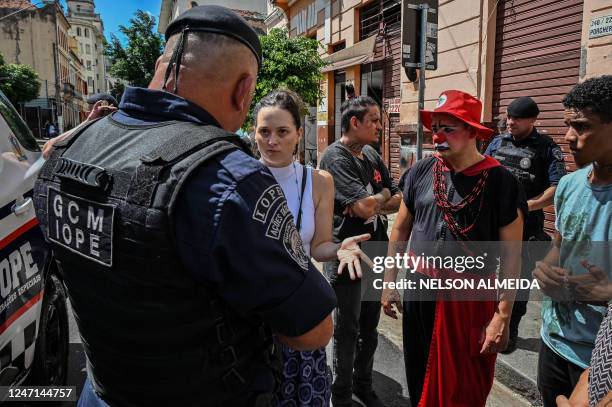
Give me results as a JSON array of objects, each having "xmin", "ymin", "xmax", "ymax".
[
  {"xmin": 252, "ymin": 185, "xmax": 309, "ymax": 271},
  {"xmin": 552, "ymin": 148, "xmax": 564, "ymax": 161}
]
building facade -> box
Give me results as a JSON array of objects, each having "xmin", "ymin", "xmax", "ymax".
[
  {"xmin": 158, "ymin": 0, "xmax": 268, "ymax": 35},
  {"xmin": 272, "ymin": 0, "xmax": 405, "ymax": 176},
  {"xmin": 0, "ymin": 0, "xmax": 88, "ymax": 137},
  {"xmin": 65, "ymin": 0, "xmax": 107, "ymax": 96},
  {"xmin": 266, "ymin": 0, "xmax": 288, "ymax": 30},
  {"xmin": 271, "ymin": 0, "xmax": 612, "ymax": 230}
]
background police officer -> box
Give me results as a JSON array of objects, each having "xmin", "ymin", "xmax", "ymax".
[
  {"xmin": 485, "ymin": 96, "xmax": 567, "ymax": 354},
  {"xmin": 33, "ymin": 6, "xmax": 336, "ymax": 407}
]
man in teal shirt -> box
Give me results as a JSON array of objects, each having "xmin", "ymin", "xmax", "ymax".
[{"xmin": 533, "ymin": 75, "xmax": 612, "ymax": 407}]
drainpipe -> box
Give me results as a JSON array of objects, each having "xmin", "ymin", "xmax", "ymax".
[{"xmin": 53, "ymin": 5, "xmax": 62, "ymax": 131}]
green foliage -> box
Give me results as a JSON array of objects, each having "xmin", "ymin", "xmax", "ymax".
[
  {"xmin": 0, "ymin": 53, "xmax": 40, "ymax": 106},
  {"xmin": 105, "ymin": 10, "xmax": 164, "ymax": 88},
  {"xmin": 109, "ymin": 81, "xmax": 126, "ymax": 103},
  {"xmin": 246, "ymin": 28, "xmax": 327, "ymax": 129}
]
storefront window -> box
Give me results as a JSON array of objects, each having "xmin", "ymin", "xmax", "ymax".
[
  {"xmin": 360, "ymin": 67, "xmax": 383, "ymax": 105},
  {"xmin": 361, "ymin": 66, "xmax": 384, "ymax": 153}
]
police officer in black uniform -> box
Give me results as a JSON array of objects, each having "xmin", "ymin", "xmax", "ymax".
[
  {"xmin": 33, "ymin": 6, "xmax": 336, "ymax": 407},
  {"xmin": 485, "ymin": 96, "xmax": 567, "ymax": 353}
]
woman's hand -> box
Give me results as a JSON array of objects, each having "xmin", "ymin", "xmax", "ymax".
[{"xmin": 337, "ymin": 233, "xmax": 373, "ymax": 280}]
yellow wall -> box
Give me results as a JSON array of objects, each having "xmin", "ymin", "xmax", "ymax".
[
  {"xmin": 580, "ymin": 0, "xmax": 612, "ymax": 80},
  {"xmin": 399, "ymin": 0, "xmax": 497, "ymax": 125}
]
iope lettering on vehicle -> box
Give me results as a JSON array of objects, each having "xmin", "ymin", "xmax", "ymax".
[
  {"xmin": 0, "ymin": 205, "xmax": 44, "ymax": 317},
  {"xmin": 0, "ymin": 219, "xmax": 45, "ymax": 334}
]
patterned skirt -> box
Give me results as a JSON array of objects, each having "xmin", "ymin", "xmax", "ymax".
[{"xmin": 273, "ymin": 343, "xmax": 332, "ymax": 407}]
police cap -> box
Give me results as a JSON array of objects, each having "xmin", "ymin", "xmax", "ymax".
[
  {"xmin": 165, "ymin": 5, "xmax": 262, "ymax": 71},
  {"xmin": 86, "ymin": 93, "xmax": 118, "ymax": 106},
  {"xmin": 507, "ymin": 97, "xmax": 540, "ymax": 118}
]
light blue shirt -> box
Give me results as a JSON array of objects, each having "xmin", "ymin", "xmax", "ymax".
[{"xmin": 541, "ymin": 165, "xmax": 612, "ymax": 368}]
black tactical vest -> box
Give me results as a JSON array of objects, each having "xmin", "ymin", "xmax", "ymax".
[
  {"xmin": 493, "ymin": 133, "xmax": 552, "ymax": 236},
  {"xmin": 33, "ymin": 116, "xmax": 279, "ymax": 407}
]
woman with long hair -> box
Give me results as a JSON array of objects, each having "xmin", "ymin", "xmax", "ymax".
[{"xmin": 254, "ymin": 90, "xmax": 372, "ymax": 407}]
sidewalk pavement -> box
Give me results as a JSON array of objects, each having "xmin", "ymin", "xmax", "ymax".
[
  {"xmin": 377, "ymin": 313, "xmax": 536, "ymax": 407},
  {"xmin": 317, "ymin": 213, "xmax": 542, "ymax": 405}
]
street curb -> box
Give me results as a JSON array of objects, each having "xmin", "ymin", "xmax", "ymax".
[
  {"xmin": 377, "ymin": 327, "xmax": 541, "ymax": 406},
  {"xmin": 494, "ymin": 357, "xmax": 542, "ymax": 406}
]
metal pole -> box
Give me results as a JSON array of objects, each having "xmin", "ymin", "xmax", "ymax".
[{"xmin": 416, "ymin": 3, "xmax": 428, "ymax": 161}]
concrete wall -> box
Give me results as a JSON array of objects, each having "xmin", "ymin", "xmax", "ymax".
[
  {"xmin": 171, "ymin": 0, "xmax": 268, "ymax": 20},
  {"xmin": 0, "ymin": 4, "xmax": 87, "ymax": 131},
  {"xmin": 266, "ymin": 5, "xmax": 288, "ymax": 31},
  {"xmin": 580, "ymin": 0, "xmax": 612, "ymax": 80},
  {"xmin": 399, "ymin": 0, "xmax": 497, "ymax": 126},
  {"xmin": 68, "ymin": 18, "xmax": 106, "ymax": 93},
  {"xmin": 0, "ymin": 6, "xmax": 58, "ymax": 99},
  {"xmin": 66, "ymin": 0, "xmax": 107, "ymax": 94}
]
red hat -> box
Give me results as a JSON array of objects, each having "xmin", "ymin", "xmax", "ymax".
[{"xmin": 420, "ymin": 90, "xmax": 494, "ymax": 140}]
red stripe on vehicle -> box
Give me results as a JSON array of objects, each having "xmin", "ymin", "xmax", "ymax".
[
  {"xmin": 0, "ymin": 218, "xmax": 39, "ymax": 250},
  {"xmin": 0, "ymin": 290, "xmax": 44, "ymax": 336}
]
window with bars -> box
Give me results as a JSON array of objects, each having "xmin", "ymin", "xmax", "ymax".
[
  {"xmin": 332, "ymin": 41, "xmax": 346, "ymax": 53},
  {"xmin": 360, "ymin": 0, "xmax": 401, "ymax": 41}
]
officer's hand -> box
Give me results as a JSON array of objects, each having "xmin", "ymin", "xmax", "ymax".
[
  {"xmin": 381, "ymin": 288, "xmax": 402, "ymax": 319},
  {"xmin": 86, "ymin": 100, "xmax": 117, "ymax": 121},
  {"xmin": 42, "ymin": 133, "xmax": 70, "ymax": 159},
  {"xmin": 532, "ymin": 261, "xmax": 568, "ymax": 299},
  {"xmin": 337, "ymin": 234, "xmax": 373, "ymax": 280}
]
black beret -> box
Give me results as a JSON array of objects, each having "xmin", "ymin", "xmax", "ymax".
[
  {"xmin": 165, "ymin": 5, "xmax": 262, "ymax": 70},
  {"xmin": 86, "ymin": 93, "xmax": 118, "ymax": 106},
  {"xmin": 507, "ymin": 97, "xmax": 540, "ymax": 118}
]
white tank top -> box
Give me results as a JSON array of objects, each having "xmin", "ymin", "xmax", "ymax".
[{"xmin": 267, "ymin": 161, "xmax": 315, "ymax": 257}]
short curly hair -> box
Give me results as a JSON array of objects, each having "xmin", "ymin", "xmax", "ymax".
[{"xmin": 563, "ymin": 75, "xmax": 612, "ymax": 123}]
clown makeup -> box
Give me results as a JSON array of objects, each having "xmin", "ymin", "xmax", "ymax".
[{"xmin": 431, "ymin": 113, "xmax": 473, "ymax": 155}]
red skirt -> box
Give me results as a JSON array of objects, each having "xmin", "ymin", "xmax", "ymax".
[{"xmin": 417, "ymin": 300, "xmax": 497, "ymax": 407}]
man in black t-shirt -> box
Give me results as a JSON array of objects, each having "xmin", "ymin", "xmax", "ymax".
[
  {"xmin": 381, "ymin": 90, "xmax": 526, "ymax": 407},
  {"xmin": 319, "ymin": 96, "xmax": 401, "ymax": 407}
]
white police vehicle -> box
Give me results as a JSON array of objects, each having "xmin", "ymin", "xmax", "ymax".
[{"xmin": 0, "ymin": 90, "xmax": 68, "ymax": 389}]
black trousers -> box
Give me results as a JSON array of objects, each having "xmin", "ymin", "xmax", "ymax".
[
  {"xmin": 325, "ymin": 261, "xmax": 381, "ymax": 404},
  {"xmin": 537, "ymin": 342, "xmax": 586, "ymax": 407},
  {"xmin": 509, "ymin": 238, "xmax": 542, "ymax": 329},
  {"xmin": 402, "ymin": 300, "xmax": 436, "ymax": 406}
]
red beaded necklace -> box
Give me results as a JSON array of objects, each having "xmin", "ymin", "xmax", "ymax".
[{"xmin": 432, "ymin": 156, "xmax": 489, "ymax": 240}]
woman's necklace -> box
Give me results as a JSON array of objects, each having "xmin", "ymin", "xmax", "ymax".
[{"xmin": 292, "ymin": 161, "xmax": 301, "ymax": 203}]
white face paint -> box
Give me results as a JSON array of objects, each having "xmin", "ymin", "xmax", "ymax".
[{"xmin": 435, "ymin": 141, "xmax": 450, "ymax": 151}]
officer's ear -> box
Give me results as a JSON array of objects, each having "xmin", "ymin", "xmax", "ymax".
[{"xmin": 232, "ymin": 74, "xmax": 256, "ymax": 114}]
